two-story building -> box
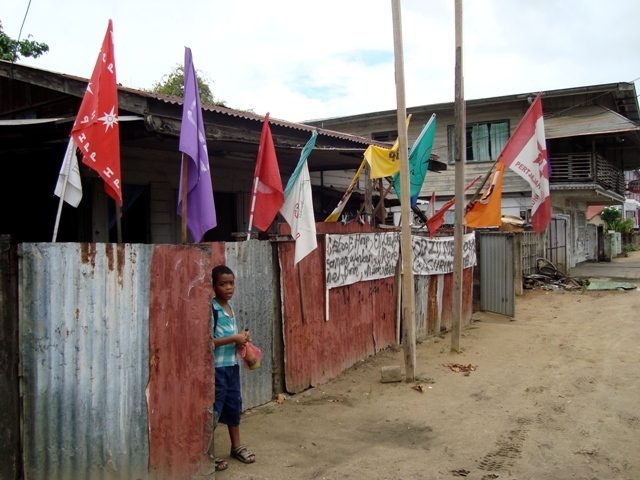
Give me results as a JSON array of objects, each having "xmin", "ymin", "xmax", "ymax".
[{"xmin": 307, "ymin": 83, "xmax": 640, "ymax": 269}]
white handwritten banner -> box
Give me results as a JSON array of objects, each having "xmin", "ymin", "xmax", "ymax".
[
  {"xmin": 325, "ymin": 232, "xmax": 400, "ymax": 288},
  {"xmin": 412, "ymin": 232, "xmax": 476, "ymax": 275},
  {"xmin": 325, "ymin": 232, "xmax": 477, "ymax": 289}
]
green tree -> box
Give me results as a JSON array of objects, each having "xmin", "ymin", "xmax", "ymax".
[
  {"xmin": 0, "ymin": 21, "xmax": 49, "ymax": 62},
  {"xmin": 600, "ymin": 206, "xmax": 621, "ymax": 231},
  {"xmin": 599, "ymin": 206, "xmax": 633, "ymax": 232},
  {"xmin": 149, "ymin": 64, "xmax": 226, "ymax": 106}
]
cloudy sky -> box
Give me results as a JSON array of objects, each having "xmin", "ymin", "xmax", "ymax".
[{"xmin": 3, "ymin": 0, "xmax": 640, "ymax": 122}]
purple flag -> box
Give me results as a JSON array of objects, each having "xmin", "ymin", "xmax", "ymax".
[{"xmin": 177, "ymin": 47, "xmax": 217, "ymax": 242}]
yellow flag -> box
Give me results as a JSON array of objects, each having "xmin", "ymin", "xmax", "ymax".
[
  {"xmin": 324, "ymin": 159, "xmax": 367, "ymax": 222},
  {"xmin": 364, "ymin": 115, "xmax": 412, "ymax": 179}
]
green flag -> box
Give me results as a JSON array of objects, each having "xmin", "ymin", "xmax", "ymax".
[{"xmin": 392, "ymin": 113, "xmax": 436, "ymax": 206}]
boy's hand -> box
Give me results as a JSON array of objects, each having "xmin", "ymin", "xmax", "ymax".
[{"xmin": 234, "ymin": 331, "xmax": 250, "ymax": 347}]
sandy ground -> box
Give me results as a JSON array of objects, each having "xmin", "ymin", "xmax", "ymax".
[{"xmin": 211, "ymin": 251, "xmax": 640, "ymax": 480}]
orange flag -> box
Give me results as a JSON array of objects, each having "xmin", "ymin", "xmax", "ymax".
[
  {"xmin": 71, "ymin": 20, "xmax": 122, "ymax": 206},
  {"xmin": 426, "ymin": 176, "xmax": 480, "ymax": 237},
  {"xmin": 465, "ymin": 162, "xmax": 505, "ymax": 228}
]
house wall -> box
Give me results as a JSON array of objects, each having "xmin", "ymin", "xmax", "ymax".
[
  {"xmin": 97, "ymin": 146, "xmax": 259, "ymax": 243},
  {"xmin": 310, "ymin": 101, "xmax": 533, "ymax": 204}
]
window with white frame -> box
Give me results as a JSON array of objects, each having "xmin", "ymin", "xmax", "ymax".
[{"xmin": 448, "ymin": 120, "xmax": 509, "ymax": 163}]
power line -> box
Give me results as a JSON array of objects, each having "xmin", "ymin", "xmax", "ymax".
[{"xmin": 12, "ymin": 0, "xmax": 33, "ymax": 63}]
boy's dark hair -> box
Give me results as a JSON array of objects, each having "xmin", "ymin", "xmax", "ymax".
[{"xmin": 212, "ymin": 265, "xmax": 234, "ymax": 285}]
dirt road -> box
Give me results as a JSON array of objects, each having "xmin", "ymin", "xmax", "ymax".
[{"xmin": 213, "ymin": 252, "xmax": 640, "ymax": 480}]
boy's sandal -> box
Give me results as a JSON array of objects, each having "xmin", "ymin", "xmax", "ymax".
[
  {"xmin": 230, "ymin": 445, "xmax": 255, "ymax": 464},
  {"xmin": 207, "ymin": 453, "xmax": 228, "ymax": 471}
]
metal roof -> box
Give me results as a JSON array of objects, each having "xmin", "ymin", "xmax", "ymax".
[
  {"xmin": 544, "ymin": 104, "xmax": 640, "ymax": 139},
  {"xmin": 0, "ymin": 59, "xmax": 383, "ymax": 148},
  {"xmin": 307, "ymin": 82, "xmax": 640, "ymax": 125}
]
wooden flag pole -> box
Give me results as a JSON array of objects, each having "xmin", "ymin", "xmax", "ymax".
[
  {"xmin": 52, "ymin": 155, "xmax": 73, "ymax": 242},
  {"xmin": 391, "ymin": 0, "xmax": 416, "ymax": 382},
  {"xmin": 181, "ymin": 153, "xmax": 188, "ymax": 244},
  {"xmin": 467, "ymin": 158, "xmax": 499, "ymax": 208},
  {"xmin": 116, "ymin": 203, "xmax": 123, "ymax": 244},
  {"xmin": 372, "ymin": 178, "xmax": 394, "ymax": 218},
  {"xmin": 246, "ymin": 176, "xmax": 260, "ymax": 240},
  {"xmin": 451, "ymin": 0, "xmax": 465, "ymax": 354}
]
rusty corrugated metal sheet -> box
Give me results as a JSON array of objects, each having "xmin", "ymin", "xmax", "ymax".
[
  {"xmin": 224, "ymin": 240, "xmax": 276, "ymax": 410},
  {"xmin": 147, "ymin": 244, "xmax": 218, "ymax": 480},
  {"xmin": 278, "ymin": 222, "xmax": 397, "ymax": 394},
  {"xmin": 415, "ymin": 270, "xmax": 473, "ymax": 341},
  {"xmin": 19, "ymin": 243, "xmax": 152, "ymax": 480}
]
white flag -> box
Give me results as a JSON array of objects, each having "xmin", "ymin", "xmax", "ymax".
[
  {"xmin": 54, "ymin": 138, "xmax": 83, "ymax": 207},
  {"xmin": 280, "ymin": 131, "xmax": 318, "ymax": 264}
]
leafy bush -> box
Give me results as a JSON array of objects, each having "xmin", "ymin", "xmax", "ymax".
[{"xmin": 599, "ymin": 207, "xmax": 633, "ymax": 232}]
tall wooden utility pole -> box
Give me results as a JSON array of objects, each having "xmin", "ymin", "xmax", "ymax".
[
  {"xmin": 451, "ymin": 0, "xmax": 466, "ymax": 353},
  {"xmin": 391, "ymin": 0, "xmax": 416, "ymax": 380}
]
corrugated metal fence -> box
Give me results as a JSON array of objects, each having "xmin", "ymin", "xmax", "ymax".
[
  {"xmin": 20, "ymin": 243, "xmax": 152, "ymax": 480},
  {"xmin": 12, "ymin": 233, "xmax": 475, "ymax": 478},
  {"xmin": 18, "ymin": 241, "xmax": 276, "ymax": 480},
  {"xmin": 224, "ymin": 240, "xmax": 276, "ymax": 412}
]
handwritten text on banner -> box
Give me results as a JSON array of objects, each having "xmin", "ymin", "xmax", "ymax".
[
  {"xmin": 325, "ymin": 232, "xmax": 400, "ymax": 288},
  {"xmin": 411, "ymin": 233, "xmax": 476, "ymax": 275},
  {"xmin": 325, "ymin": 232, "xmax": 477, "ymax": 289}
]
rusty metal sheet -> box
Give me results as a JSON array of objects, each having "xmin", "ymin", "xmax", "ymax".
[
  {"xmin": 224, "ymin": 240, "xmax": 276, "ymax": 410},
  {"xmin": 19, "ymin": 243, "xmax": 152, "ymax": 480},
  {"xmin": 278, "ymin": 224, "xmax": 397, "ymax": 394},
  {"xmin": 147, "ymin": 244, "xmax": 216, "ymax": 479},
  {"xmin": 415, "ymin": 269, "xmax": 473, "ymax": 340}
]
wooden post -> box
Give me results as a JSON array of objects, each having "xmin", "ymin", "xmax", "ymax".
[
  {"xmin": 391, "ymin": 0, "xmax": 416, "ymax": 381},
  {"xmin": 116, "ymin": 203, "xmax": 123, "ymax": 244},
  {"xmin": 451, "ymin": 0, "xmax": 465, "ymax": 353},
  {"xmin": 181, "ymin": 153, "xmax": 188, "ymax": 244}
]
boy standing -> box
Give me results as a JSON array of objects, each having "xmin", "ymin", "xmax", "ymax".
[{"xmin": 209, "ymin": 265, "xmax": 256, "ymax": 471}]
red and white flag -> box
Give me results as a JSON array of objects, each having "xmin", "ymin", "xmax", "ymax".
[
  {"xmin": 499, "ymin": 94, "xmax": 550, "ymax": 234},
  {"xmin": 71, "ymin": 19, "xmax": 122, "ymax": 206}
]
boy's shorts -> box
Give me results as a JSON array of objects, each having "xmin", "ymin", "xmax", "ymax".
[{"xmin": 214, "ymin": 365, "xmax": 242, "ymax": 428}]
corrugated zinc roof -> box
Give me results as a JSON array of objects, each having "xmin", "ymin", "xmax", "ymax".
[{"xmin": 544, "ymin": 104, "xmax": 640, "ymax": 139}]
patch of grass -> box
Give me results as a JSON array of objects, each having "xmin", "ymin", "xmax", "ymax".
[
  {"xmin": 261, "ymin": 405, "xmax": 276, "ymax": 415},
  {"xmin": 414, "ymin": 375, "xmax": 435, "ymax": 384}
]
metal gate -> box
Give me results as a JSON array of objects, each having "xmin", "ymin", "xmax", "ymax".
[
  {"xmin": 546, "ymin": 216, "xmax": 568, "ymax": 274},
  {"xmin": 478, "ymin": 232, "xmax": 515, "ymax": 317}
]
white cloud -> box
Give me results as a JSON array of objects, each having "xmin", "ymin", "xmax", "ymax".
[{"xmin": 4, "ymin": 0, "xmax": 640, "ymax": 121}]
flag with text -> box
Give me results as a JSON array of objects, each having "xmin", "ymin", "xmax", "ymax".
[
  {"xmin": 499, "ymin": 94, "xmax": 550, "ymax": 234},
  {"xmin": 71, "ymin": 19, "xmax": 122, "ymax": 206}
]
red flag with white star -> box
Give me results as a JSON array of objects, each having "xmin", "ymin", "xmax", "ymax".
[
  {"xmin": 71, "ymin": 19, "xmax": 122, "ymax": 206},
  {"xmin": 498, "ymin": 94, "xmax": 551, "ymax": 234}
]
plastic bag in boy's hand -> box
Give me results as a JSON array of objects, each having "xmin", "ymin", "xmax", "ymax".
[{"xmin": 239, "ymin": 343, "xmax": 262, "ymax": 370}]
